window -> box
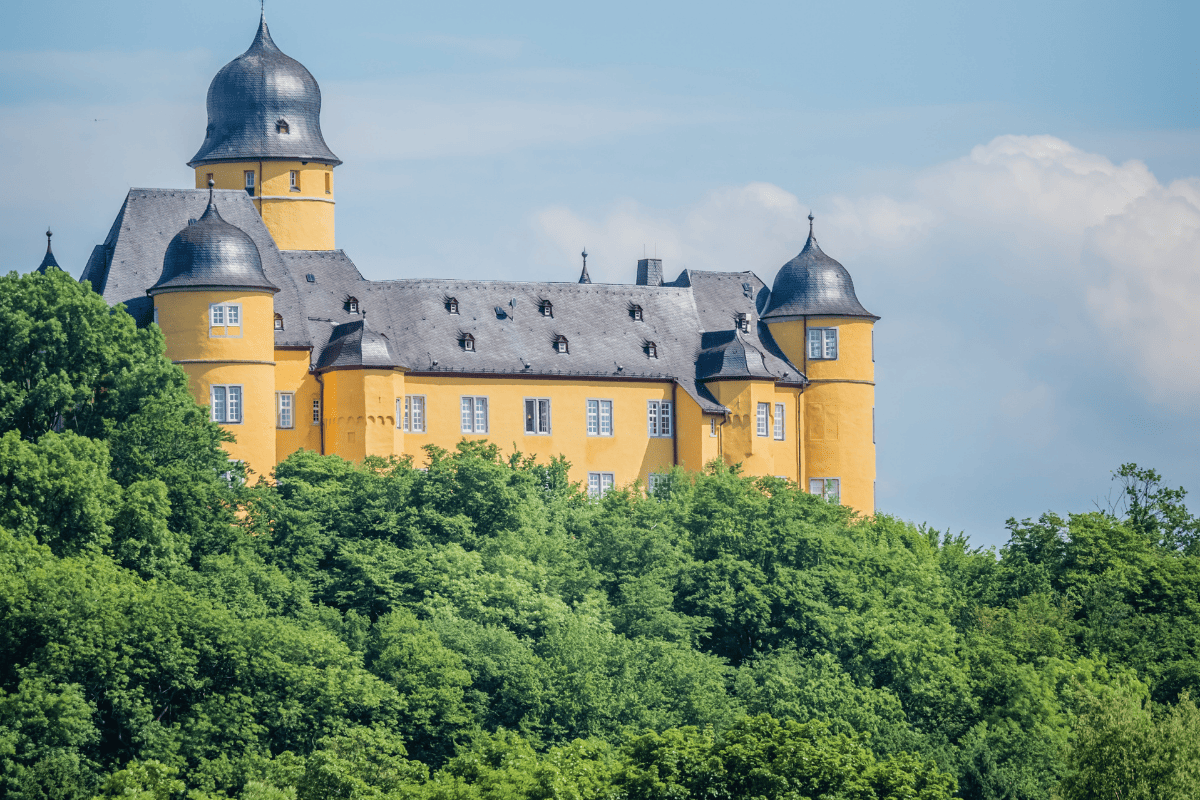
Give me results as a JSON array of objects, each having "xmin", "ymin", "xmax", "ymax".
[
  {"xmin": 312, "ymin": 398, "xmax": 321, "ymax": 424},
  {"xmin": 756, "ymin": 402, "xmax": 769, "ymax": 437},
  {"xmin": 276, "ymin": 119, "xmax": 289, "ymax": 134},
  {"xmin": 289, "ymin": 170, "xmax": 300, "ymax": 191},
  {"xmin": 808, "ymin": 327, "xmax": 838, "ymax": 360},
  {"xmin": 710, "ymin": 418, "xmax": 717, "ymax": 437},
  {"xmin": 647, "ymin": 400, "xmax": 672, "ymax": 437},
  {"xmin": 586, "ymin": 399, "xmax": 613, "ymax": 436},
  {"xmin": 210, "ymin": 303, "xmax": 241, "ymax": 329},
  {"xmin": 274, "ymin": 313, "xmax": 283, "ymax": 330},
  {"xmin": 205, "ymin": 172, "xmax": 214, "ymax": 185},
  {"xmin": 276, "ymin": 392, "xmax": 294, "ymax": 429},
  {"xmin": 446, "ymin": 297, "xmax": 459, "ymax": 314},
  {"xmin": 737, "ymin": 313, "xmax": 750, "ymax": 333},
  {"xmin": 398, "ymin": 396, "xmax": 426, "ymax": 432},
  {"xmin": 647, "ymin": 473, "xmax": 666, "ymax": 495},
  {"xmin": 461, "ymin": 396, "xmax": 488, "ymax": 433},
  {"xmin": 244, "ymin": 170, "xmax": 255, "ymax": 196},
  {"xmin": 645, "ymin": 341, "xmax": 657, "ymax": 358},
  {"xmin": 524, "ymin": 398, "xmax": 551, "ymax": 434},
  {"xmin": 153, "ymin": 307, "xmax": 159, "ymax": 325},
  {"xmin": 210, "ymin": 385, "xmax": 242, "ymax": 423},
  {"xmin": 809, "ymin": 477, "xmax": 841, "ymax": 503},
  {"xmin": 325, "ymin": 173, "xmax": 332, "ymax": 194},
  {"xmin": 630, "ymin": 305, "xmax": 643, "ymax": 321},
  {"xmin": 306, "ymin": 273, "xmax": 316, "ymax": 283},
  {"xmin": 871, "ymin": 330, "xmax": 875, "ymax": 363},
  {"xmin": 588, "ymin": 472, "xmax": 615, "ymax": 498},
  {"xmin": 774, "ymin": 403, "xmax": 785, "ymax": 440},
  {"xmin": 461, "ymin": 333, "xmax": 475, "ymax": 352},
  {"xmin": 554, "ymin": 336, "xmax": 568, "ymax": 354},
  {"xmin": 540, "ymin": 301, "xmax": 553, "ymax": 317},
  {"xmin": 347, "ymin": 297, "xmax": 359, "ymax": 314}
]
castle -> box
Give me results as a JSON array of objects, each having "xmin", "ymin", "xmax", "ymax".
[{"xmin": 52, "ymin": 13, "xmax": 879, "ymax": 513}]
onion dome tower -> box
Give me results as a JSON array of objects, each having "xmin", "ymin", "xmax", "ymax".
[
  {"xmin": 36, "ymin": 229, "xmax": 61, "ymax": 273},
  {"xmin": 189, "ymin": 12, "xmax": 340, "ymax": 251},
  {"xmin": 763, "ymin": 215, "xmax": 879, "ymax": 514},
  {"xmin": 148, "ymin": 184, "xmax": 280, "ymax": 479}
]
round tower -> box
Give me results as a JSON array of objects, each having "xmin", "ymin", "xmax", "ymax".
[
  {"xmin": 148, "ymin": 184, "xmax": 280, "ymax": 480},
  {"xmin": 763, "ymin": 216, "xmax": 879, "ymax": 514},
  {"xmin": 188, "ymin": 12, "xmax": 340, "ymax": 251}
]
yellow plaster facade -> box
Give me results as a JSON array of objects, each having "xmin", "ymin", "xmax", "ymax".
[{"xmin": 196, "ymin": 161, "xmax": 335, "ymax": 251}]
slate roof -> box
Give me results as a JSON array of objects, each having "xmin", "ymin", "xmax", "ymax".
[
  {"xmin": 149, "ymin": 196, "xmax": 278, "ymax": 295},
  {"xmin": 36, "ymin": 231, "xmax": 60, "ymax": 273},
  {"xmin": 82, "ymin": 188, "xmax": 812, "ymax": 415},
  {"xmin": 189, "ymin": 14, "xmax": 340, "ymax": 167},
  {"xmin": 762, "ymin": 229, "xmax": 877, "ymax": 320}
]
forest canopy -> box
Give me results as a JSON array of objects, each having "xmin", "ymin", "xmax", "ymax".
[{"xmin": 2, "ymin": 268, "xmax": 1200, "ymax": 800}]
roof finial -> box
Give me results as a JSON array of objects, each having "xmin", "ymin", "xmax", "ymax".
[
  {"xmin": 45, "ymin": 228, "xmax": 52, "ymax": 251},
  {"xmin": 207, "ymin": 178, "xmax": 215, "ymax": 204},
  {"xmin": 579, "ymin": 248, "xmax": 591, "ymax": 284},
  {"xmin": 808, "ymin": 211, "xmax": 814, "ymax": 238},
  {"xmin": 37, "ymin": 227, "xmax": 61, "ymax": 273}
]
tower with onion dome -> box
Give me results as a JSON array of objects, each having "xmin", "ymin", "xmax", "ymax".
[
  {"xmin": 189, "ymin": 12, "xmax": 340, "ymax": 251},
  {"xmin": 763, "ymin": 215, "xmax": 879, "ymax": 514}
]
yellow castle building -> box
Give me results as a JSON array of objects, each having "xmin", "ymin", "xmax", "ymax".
[{"xmin": 75, "ymin": 13, "xmax": 879, "ymax": 512}]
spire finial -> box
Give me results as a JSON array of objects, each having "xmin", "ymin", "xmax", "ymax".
[
  {"xmin": 578, "ymin": 248, "xmax": 591, "ymax": 284},
  {"xmin": 808, "ymin": 211, "xmax": 814, "ymax": 237},
  {"xmin": 45, "ymin": 228, "xmax": 52, "ymax": 251},
  {"xmin": 207, "ymin": 178, "xmax": 215, "ymax": 204}
]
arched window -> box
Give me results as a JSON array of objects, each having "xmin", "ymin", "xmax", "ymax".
[
  {"xmin": 554, "ymin": 335, "xmax": 569, "ymax": 354},
  {"xmin": 276, "ymin": 119, "xmax": 290, "ymax": 134},
  {"xmin": 274, "ymin": 313, "xmax": 284, "ymax": 330}
]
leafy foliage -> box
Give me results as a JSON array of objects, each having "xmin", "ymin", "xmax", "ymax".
[{"xmin": 0, "ymin": 270, "xmax": 1198, "ymax": 799}]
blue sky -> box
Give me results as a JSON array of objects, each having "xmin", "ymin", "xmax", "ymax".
[{"xmin": 2, "ymin": 0, "xmax": 1197, "ymax": 547}]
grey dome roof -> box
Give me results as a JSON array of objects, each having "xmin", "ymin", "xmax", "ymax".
[
  {"xmin": 762, "ymin": 228, "xmax": 877, "ymax": 320},
  {"xmin": 149, "ymin": 198, "xmax": 279, "ymax": 294},
  {"xmin": 188, "ymin": 14, "xmax": 340, "ymax": 168},
  {"xmin": 315, "ymin": 317, "xmax": 404, "ymax": 372}
]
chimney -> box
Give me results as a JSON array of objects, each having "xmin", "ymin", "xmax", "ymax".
[{"xmin": 636, "ymin": 258, "xmax": 663, "ymax": 286}]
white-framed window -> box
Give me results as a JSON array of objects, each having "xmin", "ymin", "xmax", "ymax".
[
  {"xmin": 244, "ymin": 170, "xmax": 255, "ymax": 194},
  {"xmin": 586, "ymin": 399, "xmax": 613, "ymax": 436},
  {"xmin": 554, "ymin": 336, "xmax": 569, "ymax": 354},
  {"xmin": 588, "ymin": 472, "xmax": 615, "ymax": 497},
  {"xmin": 398, "ymin": 395, "xmax": 426, "ymax": 432},
  {"xmin": 647, "ymin": 400, "xmax": 672, "ymax": 438},
  {"xmin": 773, "ymin": 403, "xmax": 785, "ymax": 440},
  {"xmin": 756, "ymin": 402, "xmax": 769, "ymax": 437},
  {"xmin": 289, "ymin": 170, "xmax": 299, "ymax": 191},
  {"xmin": 312, "ymin": 398, "xmax": 321, "ymax": 425},
  {"xmin": 276, "ymin": 392, "xmax": 294, "ymax": 429},
  {"xmin": 210, "ymin": 385, "xmax": 242, "ymax": 424},
  {"xmin": 809, "ymin": 477, "xmax": 841, "ymax": 503},
  {"xmin": 648, "ymin": 473, "xmax": 666, "ymax": 495},
  {"xmin": 808, "ymin": 327, "xmax": 838, "ymax": 360},
  {"xmin": 525, "ymin": 398, "xmax": 551, "ymax": 435},
  {"xmin": 210, "ymin": 303, "xmax": 241, "ymax": 327},
  {"xmin": 710, "ymin": 418, "xmax": 717, "ymax": 437},
  {"xmin": 461, "ymin": 396, "xmax": 488, "ymax": 433}
]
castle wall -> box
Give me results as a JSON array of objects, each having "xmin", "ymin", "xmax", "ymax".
[{"xmin": 196, "ymin": 161, "xmax": 335, "ymax": 251}]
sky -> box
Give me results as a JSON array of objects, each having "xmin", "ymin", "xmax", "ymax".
[{"xmin": 1, "ymin": 0, "xmax": 1197, "ymax": 548}]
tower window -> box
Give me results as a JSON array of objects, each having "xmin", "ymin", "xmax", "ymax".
[
  {"xmin": 630, "ymin": 304, "xmax": 643, "ymax": 321},
  {"xmin": 809, "ymin": 477, "xmax": 841, "ymax": 503},
  {"xmin": 346, "ymin": 297, "xmax": 359, "ymax": 313},
  {"xmin": 808, "ymin": 327, "xmax": 838, "ymax": 360},
  {"xmin": 446, "ymin": 297, "xmax": 459, "ymax": 314},
  {"xmin": 460, "ymin": 333, "xmax": 475, "ymax": 351},
  {"xmin": 274, "ymin": 313, "xmax": 283, "ymax": 330},
  {"xmin": 644, "ymin": 341, "xmax": 657, "ymax": 358},
  {"xmin": 244, "ymin": 170, "xmax": 255, "ymax": 196},
  {"xmin": 554, "ymin": 335, "xmax": 569, "ymax": 354},
  {"xmin": 209, "ymin": 303, "xmax": 241, "ymax": 335},
  {"xmin": 290, "ymin": 170, "xmax": 300, "ymax": 191},
  {"xmin": 325, "ymin": 173, "xmax": 332, "ymax": 194},
  {"xmin": 206, "ymin": 172, "xmax": 214, "ymax": 185},
  {"xmin": 210, "ymin": 385, "xmax": 243, "ymax": 424},
  {"xmin": 276, "ymin": 119, "xmax": 290, "ymax": 134},
  {"xmin": 540, "ymin": 300, "xmax": 553, "ymax": 317}
]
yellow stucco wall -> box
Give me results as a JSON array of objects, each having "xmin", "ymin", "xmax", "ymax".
[
  {"xmin": 676, "ymin": 392, "xmax": 722, "ymax": 473},
  {"xmin": 767, "ymin": 316, "xmax": 876, "ymax": 514},
  {"xmin": 275, "ymin": 349, "xmax": 322, "ymax": 461},
  {"xmin": 322, "ymin": 368, "xmax": 406, "ymax": 462},
  {"xmin": 195, "ymin": 160, "xmax": 335, "ymax": 251},
  {"xmin": 154, "ymin": 289, "xmax": 278, "ymax": 480},
  {"xmin": 705, "ymin": 380, "xmax": 803, "ymax": 479}
]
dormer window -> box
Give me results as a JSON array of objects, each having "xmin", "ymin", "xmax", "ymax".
[
  {"xmin": 645, "ymin": 341, "xmax": 657, "ymax": 358},
  {"xmin": 274, "ymin": 313, "xmax": 284, "ymax": 330},
  {"xmin": 460, "ymin": 333, "xmax": 475, "ymax": 352},
  {"xmin": 446, "ymin": 297, "xmax": 459, "ymax": 314},
  {"xmin": 630, "ymin": 304, "xmax": 643, "ymax": 321},
  {"xmin": 737, "ymin": 312, "xmax": 750, "ymax": 333},
  {"xmin": 346, "ymin": 297, "xmax": 359, "ymax": 314},
  {"xmin": 306, "ymin": 273, "xmax": 316, "ymax": 283},
  {"xmin": 276, "ymin": 119, "xmax": 290, "ymax": 134},
  {"xmin": 554, "ymin": 335, "xmax": 569, "ymax": 354},
  {"xmin": 540, "ymin": 300, "xmax": 553, "ymax": 317}
]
